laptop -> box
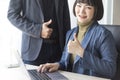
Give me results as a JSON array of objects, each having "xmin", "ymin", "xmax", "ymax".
[
  {"xmin": 28, "ymin": 69, "xmax": 68, "ymax": 80},
  {"xmin": 13, "ymin": 49, "xmax": 68, "ymax": 80}
]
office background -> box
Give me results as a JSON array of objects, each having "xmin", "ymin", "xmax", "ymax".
[{"xmin": 0, "ymin": 0, "xmax": 120, "ymax": 65}]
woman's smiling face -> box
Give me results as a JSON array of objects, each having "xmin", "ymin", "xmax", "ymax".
[{"xmin": 75, "ymin": 3, "xmax": 95, "ymax": 25}]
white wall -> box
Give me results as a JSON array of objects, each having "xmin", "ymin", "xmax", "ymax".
[
  {"xmin": 68, "ymin": 0, "xmax": 77, "ymax": 28},
  {"xmin": 0, "ymin": 0, "xmax": 22, "ymax": 65},
  {"xmin": 113, "ymin": 0, "xmax": 120, "ymax": 25},
  {"xmin": 99, "ymin": 0, "xmax": 113, "ymax": 25},
  {"xmin": 0, "ymin": 0, "xmax": 22, "ymax": 50}
]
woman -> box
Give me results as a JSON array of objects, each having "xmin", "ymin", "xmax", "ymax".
[{"xmin": 37, "ymin": 0, "xmax": 118, "ymax": 79}]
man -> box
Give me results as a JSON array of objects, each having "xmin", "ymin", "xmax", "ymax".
[{"xmin": 7, "ymin": 0, "xmax": 70, "ymax": 65}]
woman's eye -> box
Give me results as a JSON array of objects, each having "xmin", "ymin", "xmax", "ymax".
[
  {"xmin": 76, "ymin": 5, "xmax": 81, "ymax": 8},
  {"xmin": 86, "ymin": 6, "xmax": 92, "ymax": 9}
]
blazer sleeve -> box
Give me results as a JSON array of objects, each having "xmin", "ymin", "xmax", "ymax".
[
  {"xmin": 7, "ymin": 0, "xmax": 41, "ymax": 38},
  {"xmin": 82, "ymin": 30, "xmax": 118, "ymax": 78}
]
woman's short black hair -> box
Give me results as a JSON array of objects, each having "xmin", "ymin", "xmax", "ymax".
[{"xmin": 73, "ymin": 0, "xmax": 104, "ymax": 21}]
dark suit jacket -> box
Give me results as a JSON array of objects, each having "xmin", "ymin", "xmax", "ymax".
[
  {"xmin": 59, "ymin": 22, "xmax": 118, "ymax": 79},
  {"xmin": 7, "ymin": 0, "xmax": 70, "ymax": 61}
]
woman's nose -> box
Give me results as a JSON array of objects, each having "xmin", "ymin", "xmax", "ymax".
[{"xmin": 80, "ymin": 6, "xmax": 85, "ymax": 14}]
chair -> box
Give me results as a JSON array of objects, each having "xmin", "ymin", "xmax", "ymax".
[{"xmin": 103, "ymin": 25, "xmax": 120, "ymax": 80}]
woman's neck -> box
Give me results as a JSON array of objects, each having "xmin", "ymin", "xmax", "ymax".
[{"xmin": 78, "ymin": 21, "xmax": 93, "ymax": 31}]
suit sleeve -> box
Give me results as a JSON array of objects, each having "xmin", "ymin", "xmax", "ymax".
[{"xmin": 7, "ymin": 0, "xmax": 41, "ymax": 38}]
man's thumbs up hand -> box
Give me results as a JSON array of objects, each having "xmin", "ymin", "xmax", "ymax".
[
  {"xmin": 44, "ymin": 19, "xmax": 52, "ymax": 26},
  {"xmin": 41, "ymin": 19, "xmax": 53, "ymax": 39}
]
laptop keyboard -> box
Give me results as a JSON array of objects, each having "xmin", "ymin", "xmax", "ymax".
[{"xmin": 28, "ymin": 69, "xmax": 51, "ymax": 80}]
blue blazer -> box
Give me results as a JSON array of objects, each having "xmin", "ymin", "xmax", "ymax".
[
  {"xmin": 7, "ymin": 0, "xmax": 70, "ymax": 61},
  {"xmin": 59, "ymin": 22, "xmax": 118, "ymax": 78}
]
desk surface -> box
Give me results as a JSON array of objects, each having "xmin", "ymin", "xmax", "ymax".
[
  {"xmin": 0, "ymin": 49, "xmax": 31, "ymax": 80},
  {"xmin": 0, "ymin": 64, "xmax": 110, "ymax": 80},
  {"xmin": 59, "ymin": 71, "xmax": 110, "ymax": 80},
  {"xmin": 0, "ymin": 49, "xmax": 110, "ymax": 80}
]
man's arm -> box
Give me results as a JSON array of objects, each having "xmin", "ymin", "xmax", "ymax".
[{"xmin": 7, "ymin": 0, "xmax": 41, "ymax": 38}]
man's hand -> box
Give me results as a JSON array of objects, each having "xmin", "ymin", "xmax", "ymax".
[
  {"xmin": 67, "ymin": 33, "xmax": 84, "ymax": 57},
  {"xmin": 41, "ymin": 19, "xmax": 53, "ymax": 39}
]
